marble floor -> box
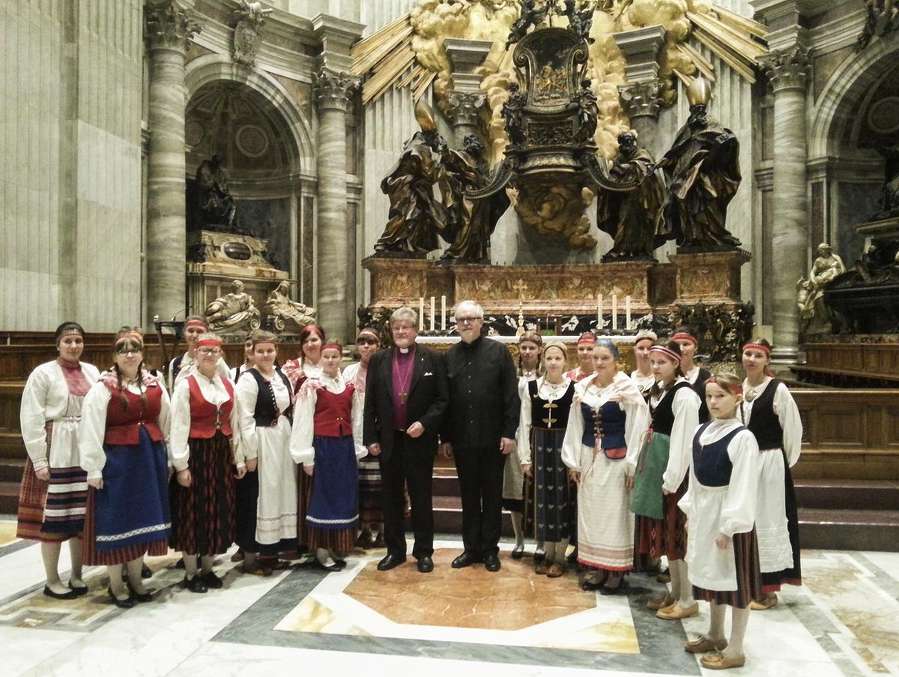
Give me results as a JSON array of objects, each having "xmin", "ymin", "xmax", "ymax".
[{"xmin": 0, "ymin": 523, "xmax": 896, "ymax": 676}]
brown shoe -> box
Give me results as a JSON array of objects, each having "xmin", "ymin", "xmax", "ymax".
[
  {"xmin": 750, "ymin": 594, "xmax": 778, "ymax": 610},
  {"xmin": 546, "ymin": 563, "xmax": 565, "ymax": 578},
  {"xmin": 535, "ymin": 562, "xmax": 548, "ymax": 575},
  {"xmin": 685, "ymin": 636, "xmax": 728, "ymax": 654},
  {"xmin": 657, "ymin": 602, "xmax": 699, "ymax": 620},
  {"xmin": 646, "ymin": 593, "xmax": 675, "ymax": 610},
  {"xmin": 701, "ymin": 652, "xmax": 746, "ymax": 670}
]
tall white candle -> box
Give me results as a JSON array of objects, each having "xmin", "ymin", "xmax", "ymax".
[
  {"xmin": 612, "ymin": 294, "xmax": 618, "ymax": 331},
  {"xmin": 597, "ymin": 293, "xmax": 603, "ymax": 328},
  {"xmin": 430, "ymin": 296, "xmax": 436, "ymax": 332},
  {"xmin": 441, "ymin": 295, "xmax": 446, "ymax": 331},
  {"xmin": 625, "ymin": 295, "xmax": 632, "ymax": 330},
  {"xmin": 418, "ymin": 297, "xmax": 424, "ymax": 331}
]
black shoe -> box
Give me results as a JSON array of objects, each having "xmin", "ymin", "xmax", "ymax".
[
  {"xmin": 377, "ymin": 553, "xmax": 407, "ymax": 571},
  {"xmin": 175, "ymin": 559, "xmax": 185, "ymax": 569},
  {"xmin": 320, "ymin": 561, "xmax": 343, "ymax": 572},
  {"xmin": 511, "ymin": 544, "xmax": 525, "ymax": 560},
  {"xmin": 68, "ymin": 583, "xmax": 89, "ymax": 597},
  {"xmin": 141, "ymin": 564, "xmax": 152, "ymax": 579},
  {"xmin": 43, "ymin": 584, "xmax": 78, "ymax": 600},
  {"xmin": 107, "ymin": 586, "xmax": 134, "ymax": 609},
  {"xmin": 534, "ymin": 548, "xmax": 546, "ymax": 562},
  {"xmin": 181, "ymin": 576, "xmax": 208, "ymax": 593},
  {"xmin": 202, "ymin": 570, "xmax": 224, "ymax": 589},
  {"xmin": 484, "ymin": 554, "xmax": 501, "ymax": 572},
  {"xmin": 599, "ymin": 579, "xmax": 629, "ymax": 596},
  {"xmin": 566, "ymin": 548, "xmax": 578, "ymax": 564},
  {"xmin": 416, "ymin": 556, "xmax": 434, "ymax": 573},
  {"xmin": 451, "ymin": 552, "xmax": 481, "ymax": 569}
]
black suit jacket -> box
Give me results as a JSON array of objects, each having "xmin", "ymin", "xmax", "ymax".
[{"xmin": 363, "ymin": 346, "xmax": 449, "ymax": 463}]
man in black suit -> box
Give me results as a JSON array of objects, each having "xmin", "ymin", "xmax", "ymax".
[{"xmin": 364, "ymin": 307, "xmax": 448, "ymax": 573}]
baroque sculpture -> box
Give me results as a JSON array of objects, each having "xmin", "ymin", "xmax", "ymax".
[
  {"xmin": 873, "ymin": 145, "xmax": 899, "ymax": 219},
  {"xmin": 194, "ymin": 155, "xmax": 239, "ymax": 232},
  {"xmin": 232, "ymin": 0, "xmax": 272, "ymax": 67},
  {"xmin": 595, "ymin": 131, "xmax": 666, "ymax": 260},
  {"xmin": 657, "ymin": 75, "xmax": 743, "ymax": 251},
  {"xmin": 857, "ymin": 0, "xmax": 899, "ymax": 50},
  {"xmin": 797, "ymin": 243, "xmax": 845, "ymax": 333},
  {"xmin": 205, "ymin": 280, "xmax": 261, "ymax": 333},
  {"xmin": 263, "ymin": 281, "xmax": 317, "ymax": 333}
]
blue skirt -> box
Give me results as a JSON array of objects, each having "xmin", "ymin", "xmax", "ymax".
[
  {"xmin": 306, "ymin": 435, "xmax": 359, "ymax": 531},
  {"xmin": 94, "ymin": 427, "xmax": 171, "ymax": 552}
]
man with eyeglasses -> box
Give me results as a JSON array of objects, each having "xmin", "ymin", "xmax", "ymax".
[
  {"xmin": 363, "ymin": 307, "xmax": 448, "ymax": 573},
  {"xmin": 440, "ymin": 300, "xmax": 520, "ymax": 572}
]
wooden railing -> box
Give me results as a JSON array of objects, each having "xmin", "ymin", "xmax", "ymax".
[{"xmin": 795, "ymin": 342, "xmax": 899, "ymax": 386}]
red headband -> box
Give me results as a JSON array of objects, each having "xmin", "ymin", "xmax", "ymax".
[
  {"xmin": 650, "ymin": 345, "xmax": 681, "ymax": 364},
  {"xmin": 671, "ymin": 332, "xmax": 697, "ymax": 345},
  {"xmin": 577, "ymin": 333, "xmax": 597, "ymax": 345},
  {"xmin": 742, "ymin": 342, "xmax": 771, "ymax": 356},
  {"xmin": 115, "ymin": 333, "xmax": 143, "ymax": 349},
  {"xmin": 197, "ymin": 337, "xmax": 222, "ymax": 348},
  {"xmin": 706, "ymin": 377, "xmax": 742, "ymax": 396},
  {"xmin": 356, "ymin": 329, "xmax": 380, "ymax": 342},
  {"xmin": 321, "ymin": 342, "xmax": 342, "ymax": 353},
  {"xmin": 186, "ymin": 318, "xmax": 208, "ymax": 330}
]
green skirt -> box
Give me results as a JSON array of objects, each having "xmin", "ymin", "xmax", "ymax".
[{"xmin": 630, "ymin": 432, "xmax": 670, "ymax": 520}]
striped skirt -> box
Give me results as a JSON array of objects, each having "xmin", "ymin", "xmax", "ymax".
[
  {"xmin": 358, "ymin": 452, "xmax": 383, "ymax": 524},
  {"xmin": 16, "ymin": 459, "xmax": 86, "ymax": 542},
  {"xmin": 635, "ymin": 477, "xmax": 688, "ymax": 562},
  {"xmin": 169, "ymin": 433, "xmax": 237, "ymax": 556},
  {"xmin": 693, "ymin": 530, "xmax": 763, "ymax": 609}
]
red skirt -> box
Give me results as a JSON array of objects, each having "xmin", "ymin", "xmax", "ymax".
[
  {"xmin": 16, "ymin": 459, "xmax": 70, "ymax": 543},
  {"xmin": 635, "ymin": 477, "xmax": 688, "ymax": 561},
  {"xmin": 305, "ymin": 525, "xmax": 355, "ymax": 554},
  {"xmin": 169, "ymin": 433, "xmax": 237, "ymax": 556},
  {"xmin": 82, "ymin": 488, "xmax": 168, "ymax": 565},
  {"xmin": 693, "ymin": 529, "xmax": 763, "ymax": 609}
]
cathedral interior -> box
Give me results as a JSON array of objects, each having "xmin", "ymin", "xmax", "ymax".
[{"xmin": 0, "ymin": 0, "xmax": 898, "ymax": 675}]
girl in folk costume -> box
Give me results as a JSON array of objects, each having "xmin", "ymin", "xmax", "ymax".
[
  {"xmin": 631, "ymin": 342, "xmax": 701, "ymax": 618},
  {"xmin": 520, "ymin": 343, "xmax": 575, "ymax": 577},
  {"xmin": 680, "ymin": 374, "xmax": 763, "ymax": 671},
  {"xmin": 672, "ymin": 328, "xmax": 712, "ymax": 423},
  {"xmin": 291, "ymin": 343, "xmax": 365, "ymax": 570},
  {"xmin": 234, "ymin": 331, "xmax": 298, "ymax": 576},
  {"xmin": 79, "ymin": 333, "xmax": 172, "ymax": 608},
  {"xmin": 740, "ymin": 339, "xmax": 803, "ymax": 610},
  {"xmin": 168, "ymin": 316, "xmax": 230, "ymax": 391},
  {"xmin": 506, "ymin": 331, "xmax": 542, "ymax": 559},
  {"xmin": 232, "ymin": 335, "xmax": 255, "ymax": 382},
  {"xmin": 630, "ymin": 329, "xmax": 658, "ymax": 401},
  {"xmin": 282, "ymin": 323, "xmax": 325, "ymax": 393},
  {"xmin": 169, "ymin": 333, "xmax": 241, "ymax": 593},
  {"xmin": 17, "ymin": 322, "xmax": 100, "ymax": 599},
  {"xmin": 566, "ymin": 331, "xmax": 596, "ymax": 382},
  {"xmin": 562, "ymin": 340, "xmax": 650, "ymax": 592},
  {"xmin": 343, "ymin": 327, "xmax": 384, "ymax": 548}
]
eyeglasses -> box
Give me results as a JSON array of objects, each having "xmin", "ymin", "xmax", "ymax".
[{"xmin": 456, "ymin": 316, "xmax": 482, "ymax": 324}]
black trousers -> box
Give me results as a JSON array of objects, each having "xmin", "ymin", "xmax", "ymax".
[
  {"xmin": 454, "ymin": 445, "xmax": 505, "ymax": 557},
  {"xmin": 380, "ymin": 435, "xmax": 435, "ymax": 558}
]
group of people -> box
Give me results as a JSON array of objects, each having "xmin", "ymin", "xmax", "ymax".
[{"xmin": 17, "ymin": 304, "xmax": 803, "ymax": 671}]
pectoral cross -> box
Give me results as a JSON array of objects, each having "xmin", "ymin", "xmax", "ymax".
[{"xmin": 542, "ymin": 401, "xmax": 558, "ymax": 428}]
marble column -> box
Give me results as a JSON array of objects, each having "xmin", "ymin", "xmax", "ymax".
[
  {"xmin": 314, "ymin": 68, "xmax": 357, "ymax": 342},
  {"xmin": 613, "ymin": 26, "xmax": 665, "ymax": 157},
  {"xmin": 762, "ymin": 44, "xmax": 810, "ymax": 363},
  {"xmin": 144, "ymin": 0, "xmax": 200, "ymax": 322},
  {"xmin": 445, "ymin": 92, "xmax": 486, "ymax": 148}
]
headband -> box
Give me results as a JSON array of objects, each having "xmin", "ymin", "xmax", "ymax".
[
  {"xmin": 706, "ymin": 376, "xmax": 742, "ymax": 396},
  {"xmin": 742, "ymin": 342, "xmax": 771, "ymax": 356},
  {"xmin": 577, "ymin": 332, "xmax": 597, "ymax": 345},
  {"xmin": 185, "ymin": 318, "xmax": 208, "ymax": 331},
  {"xmin": 671, "ymin": 331, "xmax": 697, "ymax": 346},
  {"xmin": 196, "ymin": 336, "xmax": 223, "ymax": 348},
  {"xmin": 543, "ymin": 342, "xmax": 567, "ymax": 358},
  {"xmin": 634, "ymin": 330, "xmax": 658, "ymax": 346},
  {"xmin": 356, "ymin": 329, "xmax": 380, "ymax": 342},
  {"xmin": 649, "ymin": 345, "xmax": 681, "ymax": 364},
  {"xmin": 114, "ymin": 333, "xmax": 143, "ymax": 349},
  {"xmin": 321, "ymin": 342, "xmax": 342, "ymax": 353}
]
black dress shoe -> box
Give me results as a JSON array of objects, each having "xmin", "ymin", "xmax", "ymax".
[
  {"xmin": 319, "ymin": 561, "xmax": 343, "ymax": 572},
  {"xmin": 43, "ymin": 585, "xmax": 78, "ymax": 600},
  {"xmin": 416, "ymin": 556, "xmax": 434, "ymax": 573},
  {"xmin": 511, "ymin": 544, "xmax": 525, "ymax": 560},
  {"xmin": 69, "ymin": 583, "xmax": 89, "ymax": 597},
  {"xmin": 451, "ymin": 552, "xmax": 481, "ymax": 569},
  {"xmin": 107, "ymin": 586, "xmax": 134, "ymax": 609},
  {"xmin": 484, "ymin": 554, "xmax": 501, "ymax": 572},
  {"xmin": 377, "ymin": 553, "xmax": 407, "ymax": 571},
  {"xmin": 129, "ymin": 586, "xmax": 154, "ymax": 602},
  {"xmin": 181, "ymin": 576, "xmax": 207, "ymax": 594},
  {"xmin": 201, "ymin": 570, "xmax": 223, "ymax": 589}
]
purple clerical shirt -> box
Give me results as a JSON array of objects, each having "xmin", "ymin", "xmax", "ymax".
[{"xmin": 391, "ymin": 347, "xmax": 415, "ymax": 430}]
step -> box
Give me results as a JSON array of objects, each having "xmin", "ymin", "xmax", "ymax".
[
  {"xmin": 794, "ymin": 479, "xmax": 899, "ymax": 511},
  {"xmin": 0, "ymin": 458, "xmax": 22, "ymax": 482},
  {"xmin": 0, "ymin": 481, "xmax": 18, "ymax": 515},
  {"xmin": 0, "ymin": 432, "xmax": 24, "ymax": 456},
  {"xmin": 798, "ymin": 508, "xmax": 899, "ymax": 551}
]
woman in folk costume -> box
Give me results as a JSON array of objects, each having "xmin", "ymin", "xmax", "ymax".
[
  {"xmin": 168, "ymin": 316, "xmax": 230, "ymax": 391},
  {"xmin": 343, "ymin": 327, "xmax": 384, "ymax": 548},
  {"xmin": 291, "ymin": 342, "xmax": 365, "ymax": 570},
  {"xmin": 79, "ymin": 332, "xmax": 171, "ymax": 608},
  {"xmin": 630, "ymin": 329, "xmax": 657, "ymax": 401},
  {"xmin": 671, "ymin": 329, "xmax": 712, "ymax": 423},
  {"xmin": 562, "ymin": 339, "xmax": 650, "ymax": 593},
  {"xmin": 520, "ymin": 343, "xmax": 575, "ymax": 577},
  {"xmin": 506, "ymin": 331, "xmax": 542, "ymax": 559},
  {"xmin": 17, "ymin": 322, "xmax": 100, "ymax": 599},
  {"xmin": 740, "ymin": 338, "xmax": 803, "ymax": 610},
  {"xmin": 168, "ymin": 333, "xmax": 241, "ymax": 593},
  {"xmin": 680, "ymin": 373, "xmax": 763, "ymax": 671},
  {"xmin": 566, "ymin": 331, "xmax": 596, "ymax": 382},
  {"xmin": 631, "ymin": 342, "xmax": 701, "ymax": 619},
  {"xmin": 232, "ymin": 334, "xmax": 255, "ymax": 382},
  {"xmin": 234, "ymin": 331, "xmax": 297, "ymax": 576}
]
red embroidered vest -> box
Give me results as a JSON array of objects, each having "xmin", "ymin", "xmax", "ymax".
[
  {"xmin": 313, "ymin": 385, "xmax": 354, "ymax": 437},
  {"xmin": 187, "ymin": 374, "xmax": 234, "ymax": 439},
  {"xmin": 104, "ymin": 383, "xmax": 164, "ymax": 445}
]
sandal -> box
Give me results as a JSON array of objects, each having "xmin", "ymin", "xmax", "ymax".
[
  {"xmin": 656, "ymin": 602, "xmax": 699, "ymax": 620},
  {"xmin": 750, "ymin": 594, "xmax": 778, "ymax": 610},
  {"xmin": 700, "ymin": 652, "xmax": 746, "ymax": 670},
  {"xmin": 685, "ymin": 635, "xmax": 728, "ymax": 654}
]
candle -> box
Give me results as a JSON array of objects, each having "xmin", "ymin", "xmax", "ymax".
[
  {"xmin": 430, "ymin": 296, "xmax": 436, "ymax": 332},
  {"xmin": 612, "ymin": 294, "xmax": 618, "ymax": 331},
  {"xmin": 596, "ymin": 293, "xmax": 603, "ymax": 329},
  {"xmin": 625, "ymin": 295, "xmax": 632, "ymax": 330},
  {"xmin": 418, "ymin": 297, "xmax": 424, "ymax": 331}
]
